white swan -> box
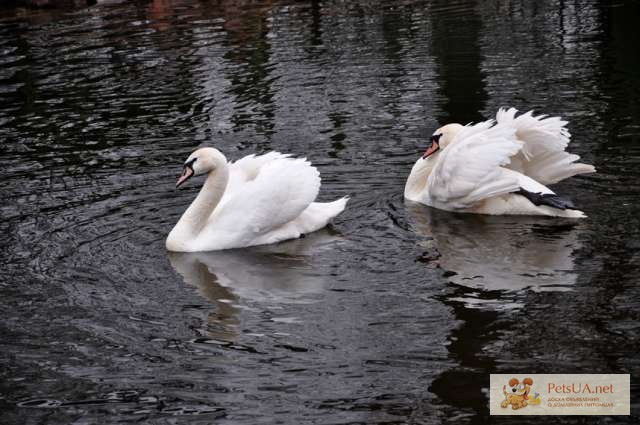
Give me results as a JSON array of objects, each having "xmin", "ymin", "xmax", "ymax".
[
  {"xmin": 166, "ymin": 148, "xmax": 348, "ymax": 252},
  {"xmin": 404, "ymin": 108, "xmax": 596, "ymax": 217}
]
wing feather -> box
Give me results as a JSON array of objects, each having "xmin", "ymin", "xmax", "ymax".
[
  {"xmin": 226, "ymin": 151, "xmax": 292, "ymax": 195},
  {"xmin": 428, "ymin": 120, "xmax": 521, "ymax": 208},
  {"xmin": 496, "ymin": 108, "xmax": 595, "ymax": 184},
  {"xmin": 210, "ymin": 155, "xmax": 321, "ymax": 245}
]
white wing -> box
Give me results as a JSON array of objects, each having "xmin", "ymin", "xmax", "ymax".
[
  {"xmin": 496, "ymin": 108, "xmax": 595, "ymax": 184},
  {"xmin": 206, "ymin": 155, "xmax": 321, "ymax": 246},
  {"xmin": 226, "ymin": 151, "xmax": 292, "ymax": 195},
  {"xmin": 428, "ymin": 120, "xmax": 521, "ymax": 209}
]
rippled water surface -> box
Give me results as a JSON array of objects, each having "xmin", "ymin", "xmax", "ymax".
[{"xmin": 1, "ymin": 0, "xmax": 639, "ymax": 423}]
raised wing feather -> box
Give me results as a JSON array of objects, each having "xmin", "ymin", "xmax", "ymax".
[
  {"xmin": 226, "ymin": 152, "xmax": 292, "ymax": 195},
  {"xmin": 209, "ymin": 155, "xmax": 321, "ymax": 246},
  {"xmin": 496, "ymin": 107, "xmax": 570, "ymax": 158},
  {"xmin": 496, "ymin": 108, "xmax": 595, "ymax": 184},
  {"xmin": 428, "ymin": 121, "xmax": 521, "ymax": 208}
]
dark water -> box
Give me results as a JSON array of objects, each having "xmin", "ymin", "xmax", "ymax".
[{"xmin": 1, "ymin": 0, "xmax": 639, "ymax": 423}]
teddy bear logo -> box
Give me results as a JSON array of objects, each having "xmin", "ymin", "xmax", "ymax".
[{"xmin": 501, "ymin": 377, "xmax": 541, "ymax": 409}]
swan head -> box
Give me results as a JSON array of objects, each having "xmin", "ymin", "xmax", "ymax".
[
  {"xmin": 405, "ymin": 123, "xmax": 465, "ymax": 201},
  {"xmin": 422, "ymin": 123, "xmax": 464, "ymax": 159},
  {"xmin": 176, "ymin": 147, "xmax": 227, "ymax": 188}
]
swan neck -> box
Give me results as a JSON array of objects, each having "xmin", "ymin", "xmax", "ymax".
[
  {"xmin": 178, "ymin": 164, "xmax": 229, "ymax": 236},
  {"xmin": 405, "ymin": 158, "xmax": 434, "ymax": 200}
]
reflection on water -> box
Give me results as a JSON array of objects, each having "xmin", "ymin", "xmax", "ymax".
[
  {"xmin": 1, "ymin": 0, "xmax": 639, "ymax": 424},
  {"xmin": 407, "ymin": 203, "xmax": 581, "ymax": 295},
  {"xmin": 167, "ymin": 232, "xmax": 340, "ymax": 340},
  {"xmin": 168, "ymin": 251, "xmax": 240, "ymax": 340}
]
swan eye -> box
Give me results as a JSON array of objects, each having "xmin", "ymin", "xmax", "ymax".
[
  {"xmin": 184, "ymin": 157, "xmax": 197, "ymax": 169},
  {"xmin": 422, "ymin": 134, "xmax": 442, "ymax": 158},
  {"xmin": 176, "ymin": 158, "xmax": 197, "ymax": 188}
]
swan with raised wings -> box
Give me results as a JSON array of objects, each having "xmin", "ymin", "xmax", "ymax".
[
  {"xmin": 404, "ymin": 108, "xmax": 596, "ymax": 217},
  {"xmin": 166, "ymin": 148, "xmax": 348, "ymax": 252}
]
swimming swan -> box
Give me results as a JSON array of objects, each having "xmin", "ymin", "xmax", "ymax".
[
  {"xmin": 404, "ymin": 108, "xmax": 596, "ymax": 217},
  {"xmin": 166, "ymin": 148, "xmax": 348, "ymax": 252}
]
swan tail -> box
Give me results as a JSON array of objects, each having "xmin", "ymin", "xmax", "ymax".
[
  {"xmin": 534, "ymin": 206, "xmax": 586, "ymax": 218},
  {"xmin": 254, "ymin": 197, "xmax": 349, "ymax": 245},
  {"xmin": 549, "ymin": 162, "xmax": 595, "ymax": 184},
  {"xmin": 323, "ymin": 196, "xmax": 349, "ymax": 219},
  {"xmin": 524, "ymin": 151, "xmax": 596, "ymax": 185},
  {"xmin": 557, "ymin": 209, "xmax": 587, "ymax": 218},
  {"xmin": 296, "ymin": 197, "xmax": 348, "ymax": 233}
]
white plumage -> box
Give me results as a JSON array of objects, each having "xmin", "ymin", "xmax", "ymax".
[
  {"xmin": 167, "ymin": 148, "xmax": 348, "ymax": 252},
  {"xmin": 405, "ymin": 108, "xmax": 596, "ymax": 217},
  {"xmin": 496, "ymin": 108, "xmax": 595, "ymax": 184},
  {"xmin": 428, "ymin": 120, "xmax": 520, "ymax": 208}
]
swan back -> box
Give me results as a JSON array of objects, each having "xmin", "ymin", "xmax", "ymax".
[{"xmin": 211, "ymin": 156, "xmax": 320, "ymax": 233}]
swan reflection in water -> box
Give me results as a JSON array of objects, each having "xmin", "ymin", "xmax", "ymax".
[
  {"xmin": 406, "ymin": 202, "xmax": 583, "ymax": 293},
  {"xmin": 167, "ymin": 231, "xmax": 341, "ymax": 340}
]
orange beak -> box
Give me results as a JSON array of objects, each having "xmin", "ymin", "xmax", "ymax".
[
  {"xmin": 176, "ymin": 166, "xmax": 194, "ymax": 188},
  {"xmin": 422, "ymin": 139, "xmax": 439, "ymax": 158}
]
